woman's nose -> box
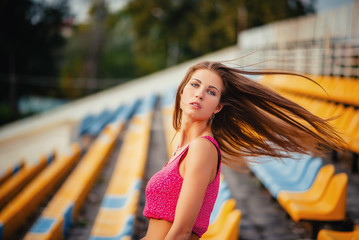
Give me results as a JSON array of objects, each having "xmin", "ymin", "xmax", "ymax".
[{"xmin": 196, "ymin": 90, "xmax": 203, "ymax": 99}]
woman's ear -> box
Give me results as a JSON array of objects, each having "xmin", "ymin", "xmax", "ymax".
[{"xmin": 214, "ymin": 103, "xmax": 223, "ymax": 114}]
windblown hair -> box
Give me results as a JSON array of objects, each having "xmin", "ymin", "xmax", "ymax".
[{"xmin": 173, "ymin": 61, "xmax": 345, "ymax": 170}]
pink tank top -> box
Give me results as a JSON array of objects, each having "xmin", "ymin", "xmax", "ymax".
[{"xmin": 143, "ymin": 136, "xmax": 221, "ymax": 237}]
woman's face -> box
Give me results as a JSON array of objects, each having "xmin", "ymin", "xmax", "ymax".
[{"xmin": 180, "ymin": 69, "xmax": 223, "ymax": 122}]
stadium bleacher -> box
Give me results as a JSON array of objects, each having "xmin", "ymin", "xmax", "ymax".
[
  {"xmin": 244, "ymin": 73, "xmax": 359, "ymax": 238},
  {"xmin": 0, "ymin": 152, "xmax": 55, "ymax": 210},
  {"xmin": 1, "ymin": 2, "xmax": 359, "ymax": 239},
  {"xmin": 90, "ymin": 94, "xmax": 156, "ymax": 240},
  {"xmin": 0, "ymin": 143, "xmax": 82, "ymax": 240},
  {"xmin": 23, "ymin": 101, "xmax": 138, "ymax": 240}
]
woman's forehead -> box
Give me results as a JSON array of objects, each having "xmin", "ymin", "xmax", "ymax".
[{"xmin": 190, "ymin": 69, "xmax": 223, "ymax": 89}]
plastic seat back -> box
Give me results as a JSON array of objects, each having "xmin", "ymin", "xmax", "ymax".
[
  {"xmin": 321, "ymin": 173, "xmax": 348, "ymax": 218},
  {"xmin": 277, "ymin": 164, "xmax": 335, "ymax": 206},
  {"xmin": 306, "ymin": 164, "xmax": 335, "ymax": 200}
]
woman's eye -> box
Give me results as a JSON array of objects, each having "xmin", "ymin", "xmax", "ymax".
[
  {"xmin": 208, "ymin": 90, "xmax": 215, "ymax": 96},
  {"xmin": 191, "ymin": 83, "xmax": 199, "ymax": 87}
]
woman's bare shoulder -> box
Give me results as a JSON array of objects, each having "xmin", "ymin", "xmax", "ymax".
[
  {"xmin": 190, "ymin": 136, "xmax": 216, "ymax": 149},
  {"xmin": 187, "ymin": 137, "xmax": 218, "ymax": 162}
]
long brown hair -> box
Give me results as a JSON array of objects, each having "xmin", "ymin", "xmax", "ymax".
[{"xmin": 173, "ymin": 61, "xmax": 345, "ymax": 169}]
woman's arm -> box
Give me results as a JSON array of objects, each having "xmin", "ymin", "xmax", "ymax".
[{"xmin": 164, "ymin": 138, "xmax": 218, "ymax": 240}]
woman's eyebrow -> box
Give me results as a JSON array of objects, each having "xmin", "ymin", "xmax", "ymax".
[
  {"xmin": 191, "ymin": 78, "xmax": 219, "ymax": 92},
  {"xmin": 209, "ymin": 85, "xmax": 219, "ymax": 93},
  {"xmin": 192, "ymin": 78, "xmax": 202, "ymax": 83}
]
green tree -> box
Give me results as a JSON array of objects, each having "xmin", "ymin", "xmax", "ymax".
[
  {"xmin": 125, "ymin": 0, "xmax": 316, "ymax": 75},
  {"xmin": 60, "ymin": 0, "xmax": 316, "ymax": 99},
  {"xmin": 60, "ymin": 1, "xmax": 139, "ymax": 98},
  {"xmin": 98, "ymin": 10, "xmax": 138, "ymax": 79}
]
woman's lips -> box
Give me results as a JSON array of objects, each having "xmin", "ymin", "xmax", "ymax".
[{"xmin": 190, "ymin": 102, "xmax": 202, "ymax": 109}]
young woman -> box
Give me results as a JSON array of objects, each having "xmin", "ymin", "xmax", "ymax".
[{"xmin": 142, "ymin": 61, "xmax": 344, "ymax": 240}]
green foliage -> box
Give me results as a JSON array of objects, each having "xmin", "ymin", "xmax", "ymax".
[
  {"xmin": 125, "ymin": 0, "xmax": 316, "ymax": 75},
  {"xmin": 59, "ymin": 6, "xmax": 140, "ymax": 98},
  {"xmin": 60, "ymin": 0, "xmax": 316, "ymax": 92},
  {"xmin": 0, "ymin": 0, "xmax": 316, "ymax": 126},
  {"xmin": 98, "ymin": 10, "xmax": 138, "ymax": 79},
  {"xmin": 244, "ymin": 0, "xmax": 316, "ymax": 27}
]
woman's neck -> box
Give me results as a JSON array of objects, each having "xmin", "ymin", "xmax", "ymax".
[{"xmin": 177, "ymin": 117, "xmax": 212, "ymax": 147}]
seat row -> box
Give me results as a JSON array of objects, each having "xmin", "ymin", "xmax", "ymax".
[
  {"xmin": 258, "ymin": 74, "xmax": 359, "ymax": 238},
  {"xmin": 0, "ymin": 152, "xmax": 54, "ymax": 210},
  {"xmin": 90, "ymin": 94, "xmax": 156, "ymax": 239},
  {"xmin": 201, "ymin": 180, "xmax": 242, "ymax": 240},
  {"xmin": 317, "ymin": 225, "xmax": 359, "ymax": 240},
  {"xmin": 286, "ymin": 92, "xmax": 358, "ymax": 150},
  {"xmin": 0, "ymin": 98, "xmax": 135, "ymax": 239},
  {"xmin": 0, "ymin": 143, "xmax": 82, "ymax": 240},
  {"xmin": 2, "ymin": 89, "xmax": 240, "ymax": 239},
  {"xmin": 260, "ymin": 75, "xmax": 359, "ymax": 107},
  {"xmin": 159, "ymin": 88, "xmax": 177, "ymax": 159},
  {"xmin": 273, "ymin": 90, "xmax": 359, "ymax": 172},
  {"xmin": 23, "ymin": 99, "xmax": 140, "ymax": 240},
  {"xmin": 0, "ymin": 160, "xmax": 25, "ymax": 186},
  {"xmin": 160, "ymin": 90, "xmax": 242, "ymax": 239},
  {"xmin": 250, "ymin": 154, "xmax": 323, "ymax": 198},
  {"xmin": 78, "ymin": 102, "xmax": 135, "ymax": 137},
  {"xmin": 261, "ymin": 75, "xmax": 359, "ymax": 159},
  {"xmin": 249, "ymin": 155, "xmax": 350, "ymax": 238}
]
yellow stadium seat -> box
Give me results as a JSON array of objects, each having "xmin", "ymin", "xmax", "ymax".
[
  {"xmin": 344, "ymin": 110, "xmax": 359, "ymax": 136},
  {"xmin": 260, "ymin": 75, "xmax": 359, "ymax": 156},
  {"xmin": 261, "ymin": 75, "xmax": 359, "ymax": 107},
  {"xmin": 201, "ymin": 209, "xmax": 242, "ymax": 240},
  {"xmin": 285, "ymin": 173, "xmax": 348, "ymax": 223},
  {"xmin": 0, "ymin": 161, "xmax": 25, "ymax": 186},
  {"xmin": 23, "ymin": 124, "xmax": 120, "ymax": 240},
  {"xmin": 335, "ymin": 107, "xmax": 356, "ymax": 133},
  {"xmin": 346, "ymin": 110, "xmax": 359, "ymax": 153},
  {"xmin": 0, "ymin": 154, "xmax": 53, "ymax": 210},
  {"xmin": 307, "ymin": 100, "xmax": 324, "ymax": 115},
  {"xmin": 317, "ymin": 228, "xmax": 359, "ymax": 240},
  {"xmin": 277, "ymin": 164, "xmax": 335, "ymax": 208},
  {"xmin": 90, "ymin": 95, "xmax": 155, "ymax": 240},
  {"xmin": 334, "ymin": 78, "xmax": 359, "ymax": 106},
  {"xmin": 201, "ymin": 199, "xmax": 236, "ymax": 239},
  {"xmin": 320, "ymin": 102, "xmax": 340, "ymax": 120},
  {"xmin": 347, "ymin": 80, "xmax": 359, "ymax": 106},
  {"xmin": 0, "ymin": 143, "xmax": 81, "ymax": 240},
  {"xmin": 329, "ymin": 105, "xmax": 347, "ymax": 128},
  {"xmin": 348, "ymin": 136, "xmax": 359, "ymax": 154}
]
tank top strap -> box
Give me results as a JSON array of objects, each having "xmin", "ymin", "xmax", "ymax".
[
  {"xmin": 202, "ymin": 136, "xmax": 222, "ymax": 170},
  {"xmin": 200, "ymin": 136, "xmax": 222, "ymax": 163},
  {"xmin": 166, "ymin": 136, "xmax": 221, "ymax": 167},
  {"xmin": 164, "ymin": 144, "xmax": 189, "ymax": 167}
]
